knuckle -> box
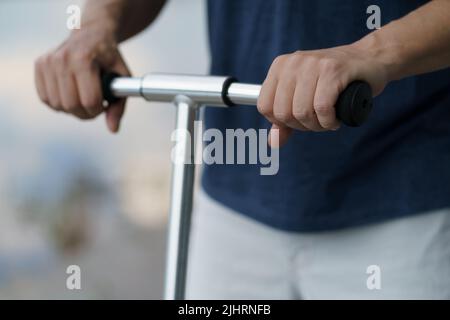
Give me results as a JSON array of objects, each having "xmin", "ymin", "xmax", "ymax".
[
  {"xmin": 293, "ymin": 109, "xmax": 313, "ymax": 122},
  {"xmin": 273, "ymin": 110, "xmax": 292, "ymax": 123},
  {"xmin": 320, "ymin": 57, "xmax": 341, "ymax": 73},
  {"xmin": 53, "ymin": 48, "xmax": 69, "ymax": 66},
  {"xmin": 35, "ymin": 56, "xmax": 46, "ymax": 69},
  {"xmin": 282, "ymin": 58, "xmax": 300, "ymax": 75},
  {"xmin": 270, "ymin": 54, "xmax": 288, "ymax": 71},
  {"xmin": 257, "ymin": 99, "xmax": 272, "ymax": 117},
  {"xmin": 298, "ymin": 53, "xmax": 318, "ymax": 65},
  {"xmin": 71, "ymin": 48, "xmax": 92, "ymax": 65},
  {"xmin": 273, "ymin": 54, "xmax": 288, "ymax": 65},
  {"xmin": 81, "ymin": 94, "xmax": 101, "ymax": 111},
  {"xmin": 37, "ymin": 54, "xmax": 51, "ymax": 69},
  {"xmin": 42, "ymin": 53, "xmax": 52, "ymax": 65},
  {"xmin": 313, "ymin": 104, "xmax": 332, "ymax": 116},
  {"xmin": 293, "ymin": 50, "xmax": 307, "ymax": 60}
]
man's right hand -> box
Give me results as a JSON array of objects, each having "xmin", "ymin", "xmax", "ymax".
[{"xmin": 34, "ymin": 20, "xmax": 131, "ymax": 133}]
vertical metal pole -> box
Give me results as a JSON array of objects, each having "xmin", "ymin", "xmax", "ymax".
[{"xmin": 163, "ymin": 95, "xmax": 198, "ymax": 300}]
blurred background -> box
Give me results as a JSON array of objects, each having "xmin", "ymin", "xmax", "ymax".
[{"xmin": 0, "ymin": 0, "xmax": 209, "ymax": 299}]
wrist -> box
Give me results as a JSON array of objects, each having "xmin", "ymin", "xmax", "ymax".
[
  {"xmin": 353, "ymin": 29, "xmax": 405, "ymax": 82},
  {"xmin": 73, "ymin": 3, "xmax": 124, "ymax": 42}
]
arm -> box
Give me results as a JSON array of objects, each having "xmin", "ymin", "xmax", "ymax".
[
  {"xmin": 34, "ymin": 0, "xmax": 166, "ymax": 133},
  {"xmin": 82, "ymin": 0, "xmax": 166, "ymax": 42},
  {"xmin": 257, "ymin": 0, "xmax": 450, "ymax": 147},
  {"xmin": 363, "ymin": 0, "xmax": 450, "ymax": 81}
]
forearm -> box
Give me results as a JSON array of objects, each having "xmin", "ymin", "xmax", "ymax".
[
  {"xmin": 81, "ymin": 0, "xmax": 166, "ymax": 42},
  {"xmin": 355, "ymin": 0, "xmax": 450, "ymax": 82}
]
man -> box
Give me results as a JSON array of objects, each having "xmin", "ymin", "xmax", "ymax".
[{"xmin": 35, "ymin": 0, "xmax": 450, "ymax": 299}]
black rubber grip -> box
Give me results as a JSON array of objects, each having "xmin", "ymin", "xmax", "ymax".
[
  {"xmin": 335, "ymin": 81, "xmax": 373, "ymax": 127},
  {"xmin": 101, "ymin": 71, "xmax": 121, "ymax": 105}
]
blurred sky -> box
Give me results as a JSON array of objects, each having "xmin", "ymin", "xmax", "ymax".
[{"xmin": 0, "ymin": 0, "xmax": 209, "ymax": 299}]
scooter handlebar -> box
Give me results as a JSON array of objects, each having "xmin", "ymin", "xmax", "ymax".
[{"xmin": 102, "ymin": 72, "xmax": 372, "ymax": 127}]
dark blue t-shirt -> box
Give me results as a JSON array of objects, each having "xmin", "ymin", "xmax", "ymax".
[{"xmin": 202, "ymin": 0, "xmax": 450, "ymax": 232}]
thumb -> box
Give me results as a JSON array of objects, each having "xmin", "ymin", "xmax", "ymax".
[
  {"xmin": 268, "ymin": 123, "xmax": 293, "ymax": 148},
  {"xmin": 106, "ymin": 99, "xmax": 126, "ymax": 133},
  {"xmin": 104, "ymin": 52, "xmax": 131, "ymax": 133}
]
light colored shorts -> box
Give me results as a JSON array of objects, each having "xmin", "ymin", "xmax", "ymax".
[{"xmin": 186, "ymin": 188, "xmax": 450, "ymax": 299}]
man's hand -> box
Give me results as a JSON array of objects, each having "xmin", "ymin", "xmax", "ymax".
[
  {"xmin": 34, "ymin": 0, "xmax": 166, "ymax": 133},
  {"xmin": 34, "ymin": 21, "xmax": 130, "ymax": 133},
  {"xmin": 258, "ymin": 44, "xmax": 388, "ymax": 147},
  {"xmin": 258, "ymin": 0, "xmax": 450, "ymax": 148}
]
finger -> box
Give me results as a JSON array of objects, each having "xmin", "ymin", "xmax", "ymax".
[
  {"xmin": 59, "ymin": 73, "xmax": 91, "ymax": 119},
  {"xmin": 257, "ymin": 65, "xmax": 279, "ymax": 125},
  {"xmin": 272, "ymin": 78, "xmax": 308, "ymax": 131},
  {"xmin": 42, "ymin": 58, "xmax": 63, "ymax": 111},
  {"xmin": 52, "ymin": 48, "xmax": 92, "ymax": 119},
  {"xmin": 313, "ymin": 76, "xmax": 341, "ymax": 130},
  {"xmin": 59, "ymin": 72, "xmax": 81, "ymax": 109},
  {"xmin": 34, "ymin": 58, "xmax": 49, "ymax": 105},
  {"xmin": 269, "ymin": 124, "xmax": 293, "ymax": 148},
  {"xmin": 273, "ymin": 77, "xmax": 299, "ymax": 129},
  {"xmin": 105, "ymin": 99, "xmax": 126, "ymax": 133},
  {"xmin": 75, "ymin": 63, "xmax": 104, "ymax": 117},
  {"xmin": 292, "ymin": 74, "xmax": 324, "ymax": 131}
]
